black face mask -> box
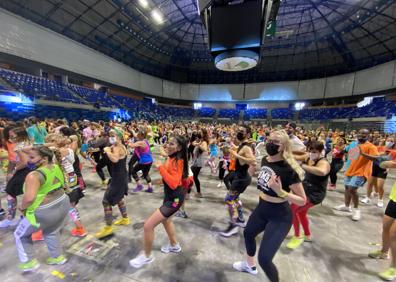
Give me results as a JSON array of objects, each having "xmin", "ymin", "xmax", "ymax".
[
  {"xmin": 266, "ymin": 142, "xmax": 280, "ymax": 156},
  {"xmin": 236, "ymin": 132, "xmax": 245, "ymax": 141},
  {"xmin": 287, "ymin": 129, "xmax": 293, "ymax": 136},
  {"xmin": 358, "ymin": 137, "xmax": 367, "ymax": 144}
]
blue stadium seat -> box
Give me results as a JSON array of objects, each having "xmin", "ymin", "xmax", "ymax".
[
  {"xmin": 0, "ymin": 68, "xmax": 84, "ymax": 104},
  {"xmin": 244, "ymin": 108, "xmax": 267, "ymax": 120}
]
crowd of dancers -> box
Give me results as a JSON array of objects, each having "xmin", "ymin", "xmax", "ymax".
[{"xmin": 0, "ymin": 117, "xmax": 396, "ymax": 281}]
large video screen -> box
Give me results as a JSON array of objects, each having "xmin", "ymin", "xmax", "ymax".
[{"xmin": 210, "ymin": 1, "xmax": 263, "ymax": 52}]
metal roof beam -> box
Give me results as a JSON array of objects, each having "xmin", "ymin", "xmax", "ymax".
[
  {"xmin": 327, "ymin": 0, "xmax": 396, "ymax": 22},
  {"xmin": 321, "ymin": 1, "xmax": 395, "ymax": 57},
  {"xmin": 308, "ymin": 0, "xmax": 355, "ymax": 67}
]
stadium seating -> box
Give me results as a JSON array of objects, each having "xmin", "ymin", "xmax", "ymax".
[
  {"xmin": 272, "ymin": 108, "xmax": 294, "ymax": 119},
  {"xmin": 1, "ymin": 68, "xmax": 395, "ymax": 122},
  {"xmin": 198, "ymin": 107, "xmax": 216, "ymax": 117},
  {"xmin": 299, "ymin": 98, "xmax": 396, "ymax": 121},
  {"xmin": 244, "ymin": 108, "xmax": 267, "ymax": 120},
  {"xmin": 67, "ymin": 84, "xmax": 123, "ymax": 108},
  {"xmin": 0, "ymin": 68, "xmax": 83, "ymax": 104},
  {"xmin": 218, "ymin": 109, "xmax": 240, "ymax": 119},
  {"xmin": 0, "ymin": 100, "xmax": 112, "ymax": 121}
]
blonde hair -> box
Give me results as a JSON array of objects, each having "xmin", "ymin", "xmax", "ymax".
[
  {"xmin": 45, "ymin": 133, "xmax": 69, "ymax": 148},
  {"xmin": 271, "ymin": 129, "xmax": 305, "ymax": 180}
]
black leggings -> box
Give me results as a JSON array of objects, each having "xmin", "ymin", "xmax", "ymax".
[
  {"xmin": 131, "ymin": 163, "xmax": 152, "ymax": 183},
  {"xmin": 329, "ymin": 158, "xmax": 344, "ymax": 185},
  {"xmin": 92, "ymin": 151, "xmax": 101, "ymax": 164},
  {"xmin": 128, "ymin": 154, "xmax": 139, "ymax": 181},
  {"xmin": 188, "ymin": 144, "xmax": 195, "ymax": 160},
  {"xmin": 218, "ymin": 160, "xmax": 230, "ymax": 180},
  {"xmin": 73, "ymin": 153, "xmax": 82, "ymax": 178},
  {"xmin": 244, "ymin": 199, "xmax": 292, "ymax": 282},
  {"xmin": 96, "ymin": 154, "xmax": 112, "ymax": 181},
  {"xmin": 191, "ymin": 166, "xmax": 202, "ymax": 193}
]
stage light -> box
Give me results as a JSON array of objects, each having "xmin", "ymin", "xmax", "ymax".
[
  {"xmin": 151, "ymin": 9, "xmax": 164, "ymax": 24},
  {"xmin": 138, "ymin": 0, "xmax": 149, "ymax": 9}
]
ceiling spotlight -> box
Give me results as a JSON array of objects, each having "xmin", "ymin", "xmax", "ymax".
[
  {"xmin": 138, "ymin": 0, "xmax": 149, "ymax": 8},
  {"xmin": 151, "ymin": 9, "xmax": 164, "ymax": 24}
]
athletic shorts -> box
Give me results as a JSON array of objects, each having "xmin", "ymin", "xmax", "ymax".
[
  {"xmin": 67, "ymin": 187, "xmax": 85, "ymax": 205},
  {"xmin": 159, "ymin": 196, "xmax": 184, "ymax": 218},
  {"xmin": 385, "ymin": 200, "xmax": 396, "ymax": 219},
  {"xmin": 344, "ymin": 176, "xmax": 366, "ymax": 188},
  {"xmin": 231, "ymin": 175, "xmax": 251, "ymax": 194},
  {"xmin": 372, "ymin": 164, "xmax": 388, "ymax": 179}
]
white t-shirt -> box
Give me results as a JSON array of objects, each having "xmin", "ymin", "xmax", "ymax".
[
  {"xmin": 290, "ymin": 135, "xmax": 306, "ymax": 152},
  {"xmin": 61, "ymin": 148, "xmax": 75, "ymax": 174}
]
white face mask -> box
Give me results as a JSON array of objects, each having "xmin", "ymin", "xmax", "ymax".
[
  {"xmin": 386, "ymin": 141, "xmax": 394, "ymax": 148},
  {"xmin": 109, "ymin": 137, "xmax": 116, "ymax": 145},
  {"xmin": 309, "ymin": 152, "xmax": 320, "ymax": 161}
]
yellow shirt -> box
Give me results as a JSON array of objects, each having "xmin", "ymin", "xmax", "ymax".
[{"xmin": 390, "ymin": 181, "xmax": 396, "ymax": 202}]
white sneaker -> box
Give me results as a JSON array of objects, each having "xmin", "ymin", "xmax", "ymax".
[
  {"xmin": 129, "ymin": 253, "xmax": 155, "ymax": 268},
  {"xmin": 360, "ymin": 196, "xmax": 371, "ymax": 204},
  {"xmin": 233, "ymin": 261, "xmax": 258, "ymax": 275},
  {"xmin": 0, "ymin": 218, "xmax": 20, "ymax": 228},
  {"xmin": 352, "ymin": 209, "xmax": 361, "ymax": 221},
  {"xmin": 217, "ymin": 182, "xmax": 223, "ymax": 188},
  {"xmin": 161, "ymin": 243, "xmax": 182, "ymax": 254},
  {"xmin": 377, "ymin": 200, "xmax": 384, "ymax": 208},
  {"xmin": 333, "ymin": 205, "xmax": 352, "ymax": 212}
]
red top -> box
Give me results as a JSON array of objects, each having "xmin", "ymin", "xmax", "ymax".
[{"xmin": 332, "ymin": 146, "xmax": 345, "ymax": 159}]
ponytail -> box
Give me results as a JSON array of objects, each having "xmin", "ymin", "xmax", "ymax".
[{"xmin": 273, "ymin": 129, "xmax": 305, "ymax": 180}]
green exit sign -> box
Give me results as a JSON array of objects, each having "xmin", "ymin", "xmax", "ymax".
[{"xmin": 266, "ymin": 20, "xmax": 277, "ymax": 37}]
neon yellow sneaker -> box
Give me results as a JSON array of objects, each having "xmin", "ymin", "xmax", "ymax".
[
  {"xmin": 379, "ymin": 267, "xmax": 396, "ymax": 281},
  {"xmin": 114, "ymin": 217, "xmax": 130, "ymax": 226},
  {"xmin": 46, "ymin": 255, "xmax": 67, "ymax": 265},
  {"xmin": 286, "ymin": 236, "xmax": 304, "ymax": 249},
  {"xmin": 18, "ymin": 259, "xmax": 40, "ymax": 272},
  {"xmin": 95, "ymin": 225, "xmax": 113, "ymax": 239},
  {"xmin": 369, "ymin": 250, "xmax": 389, "ymax": 260}
]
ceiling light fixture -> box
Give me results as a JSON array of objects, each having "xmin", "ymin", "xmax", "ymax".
[
  {"xmin": 151, "ymin": 9, "xmax": 164, "ymax": 24},
  {"xmin": 138, "ymin": 0, "xmax": 149, "ymax": 9}
]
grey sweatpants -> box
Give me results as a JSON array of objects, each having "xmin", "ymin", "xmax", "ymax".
[{"xmin": 14, "ymin": 193, "xmax": 70, "ymax": 263}]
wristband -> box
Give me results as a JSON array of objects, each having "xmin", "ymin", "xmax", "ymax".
[{"xmin": 278, "ymin": 190, "xmax": 289, "ymax": 198}]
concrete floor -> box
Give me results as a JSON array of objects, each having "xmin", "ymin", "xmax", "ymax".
[{"xmin": 0, "ymin": 154, "xmax": 395, "ymax": 282}]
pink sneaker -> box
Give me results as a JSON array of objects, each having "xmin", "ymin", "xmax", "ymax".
[{"xmin": 327, "ymin": 184, "xmax": 336, "ymax": 191}]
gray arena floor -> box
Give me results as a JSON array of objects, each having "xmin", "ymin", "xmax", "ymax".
[{"xmin": 0, "ymin": 153, "xmax": 395, "ymax": 282}]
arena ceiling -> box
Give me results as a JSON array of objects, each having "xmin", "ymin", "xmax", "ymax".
[{"xmin": 1, "ymin": 0, "xmax": 396, "ymax": 84}]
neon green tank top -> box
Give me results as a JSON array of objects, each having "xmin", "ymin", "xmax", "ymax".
[
  {"xmin": 24, "ymin": 165, "xmax": 65, "ymax": 227},
  {"xmin": 149, "ymin": 135, "xmax": 155, "ymax": 146},
  {"xmin": 390, "ymin": 181, "xmax": 396, "ymax": 202}
]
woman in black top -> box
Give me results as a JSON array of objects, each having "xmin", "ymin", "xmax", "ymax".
[
  {"xmin": 95, "ymin": 131, "xmax": 129, "ymax": 239},
  {"xmin": 286, "ymin": 141, "xmax": 330, "ymax": 250},
  {"xmin": 221, "ymin": 125, "xmax": 256, "ymax": 237},
  {"xmin": 233, "ymin": 129, "xmax": 306, "ymax": 282}
]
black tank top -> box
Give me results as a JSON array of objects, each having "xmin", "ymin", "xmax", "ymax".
[
  {"xmin": 303, "ymin": 157, "xmax": 329, "ymax": 205},
  {"xmin": 235, "ymin": 142, "xmax": 249, "ymax": 177}
]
